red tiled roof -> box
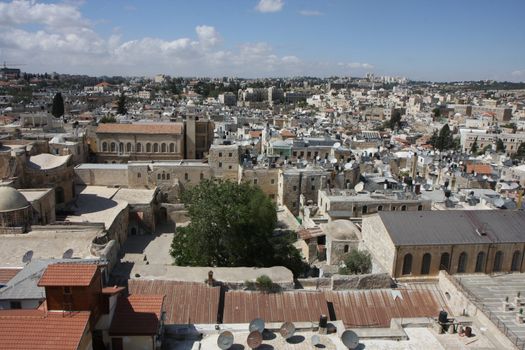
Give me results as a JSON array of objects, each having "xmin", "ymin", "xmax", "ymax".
[
  {"xmin": 466, "ymin": 163, "xmax": 493, "ymax": 175},
  {"xmin": 38, "ymin": 264, "xmax": 98, "ymax": 287},
  {"xmin": 102, "ymin": 286, "xmax": 126, "ymax": 295},
  {"xmin": 324, "ymin": 288, "xmax": 447, "ymax": 328},
  {"xmin": 0, "ymin": 268, "xmax": 22, "ymax": 284},
  {"xmin": 109, "ymin": 294, "xmax": 164, "ymax": 336},
  {"xmin": 0, "ymin": 310, "xmax": 90, "ymax": 350},
  {"xmin": 249, "ymin": 130, "xmax": 262, "ymax": 138},
  {"xmin": 128, "ymin": 280, "xmax": 220, "ymax": 325},
  {"xmin": 223, "ymin": 291, "xmax": 329, "ymax": 324},
  {"xmin": 96, "ymin": 123, "xmax": 183, "ymax": 135}
]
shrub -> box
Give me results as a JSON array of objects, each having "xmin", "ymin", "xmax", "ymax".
[{"xmin": 339, "ymin": 249, "xmax": 372, "ymax": 275}]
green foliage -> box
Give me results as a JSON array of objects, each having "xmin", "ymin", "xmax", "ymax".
[
  {"xmin": 496, "ymin": 138, "xmax": 506, "ymax": 153},
  {"xmin": 431, "ymin": 124, "xmax": 456, "ymax": 151},
  {"xmin": 99, "ymin": 115, "xmax": 116, "ymax": 123},
  {"xmin": 255, "ymin": 275, "xmax": 275, "ymax": 293},
  {"xmin": 388, "ymin": 110, "xmax": 402, "ymax": 130},
  {"xmin": 432, "ymin": 108, "xmax": 441, "ymax": 119},
  {"xmin": 170, "ymin": 180, "xmax": 306, "ymax": 276},
  {"xmin": 512, "ymin": 142, "xmax": 525, "ymax": 160},
  {"xmin": 116, "ymin": 92, "xmax": 127, "ymax": 115},
  {"xmin": 470, "ymin": 137, "xmax": 479, "ymax": 155},
  {"xmin": 51, "ymin": 92, "xmax": 64, "ymax": 118},
  {"xmin": 338, "ymin": 249, "xmax": 372, "ymax": 275}
]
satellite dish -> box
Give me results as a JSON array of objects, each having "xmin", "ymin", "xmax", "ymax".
[
  {"xmin": 354, "ymin": 182, "xmax": 364, "ymax": 192},
  {"xmin": 279, "ymin": 321, "xmax": 296, "ymax": 339},
  {"xmin": 311, "ymin": 334, "xmax": 321, "ymax": 347},
  {"xmin": 333, "ymin": 142, "xmax": 341, "ymax": 149},
  {"xmin": 62, "ymin": 249, "xmax": 74, "ymax": 259},
  {"xmin": 247, "ymin": 330, "xmax": 263, "ymax": 349},
  {"xmin": 22, "ymin": 250, "xmax": 33, "ymax": 264},
  {"xmin": 341, "ymin": 330, "xmax": 360, "ymax": 349},
  {"xmin": 249, "ymin": 318, "xmax": 265, "ymax": 333},
  {"xmin": 217, "ymin": 331, "xmax": 234, "ymax": 350}
]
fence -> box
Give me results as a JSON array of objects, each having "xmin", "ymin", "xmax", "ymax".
[{"xmin": 444, "ymin": 272, "xmax": 525, "ymax": 350}]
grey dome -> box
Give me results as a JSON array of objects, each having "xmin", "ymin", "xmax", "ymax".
[
  {"xmin": 322, "ymin": 220, "xmax": 360, "ymax": 241},
  {"xmin": 0, "ymin": 187, "xmax": 29, "ymax": 212}
]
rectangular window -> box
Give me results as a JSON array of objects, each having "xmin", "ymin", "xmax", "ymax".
[
  {"xmin": 254, "ymin": 179, "xmax": 258, "ymax": 185},
  {"xmin": 63, "ymin": 286, "xmax": 72, "ymax": 295},
  {"xmin": 10, "ymin": 301, "xmax": 22, "ymax": 309},
  {"xmin": 219, "ymin": 152, "xmax": 222, "ymax": 157},
  {"xmin": 184, "ymin": 173, "xmax": 189, "ymax": 180},
  {"xmin": 219, "ymin": 162, "xmax": 222, "ymax": 168},
  {"xmin": 229, "ymin": 153, "xmax": 232, "ymax": 157},
  {"xmin": 271, "ymin": 179, "xmax": 275, "ymax": 184},
  {"xmin": 293, "ymin": 186, "xmax": 297, "ymax": 191}
]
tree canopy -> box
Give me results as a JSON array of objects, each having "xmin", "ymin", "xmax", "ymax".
[
  {"xmin": 496, "ymin": 138, "xmax": 506, "ymax": 153},
  {"xmin": 116, "ymin": 92, "xmax": 127, "ymax": 115},
  {"xmin": 170, "ymin": 180, "xmax": 306, "ymax": 276},
  {"xmin": 388, "ymin": 110, "xmax": 402, "ymax": 130},
  {"xmin": 51, "ymin": 92, "xmax": 64, "ymax": 118},
  {"xmin": 430, "ymin": 124, "xmax": 457, "ymax": 151},
  {"xmin": 470, "ymin": 137, "xmax": 479, "ymax": 155},
  {"xmin": 338, "ymin": 249, "xmax": 372, "ymax": 275}
]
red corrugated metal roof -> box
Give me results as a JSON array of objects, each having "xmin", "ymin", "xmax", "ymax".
[
  {"xmin": 298, "ymin": 227, "xmax": 324, "ymax": 240},
  {"xmin": 223, "ymin": 291, "xmax": 329, "ymax": 324},
  {"xmin": 0, "ymin": 268, "xmax": 21, "ymax": 284},
  {"xmin": 0, "ymin": 310, "xmax": 90, "ymax": 350},
  {"xmin": 38, "ymin": 264, "xmax": 98, "ymax": 287},
  {"xmin": 128, "ymin": 280, "xmax": 220, "ymax": 325},
  {"xmin": 109, "ymin": 294, "xmax": 164, "ymax": 336},
  {"xmin": 324, "ymin": 288, "xmax": 447, "ymax": 328}
]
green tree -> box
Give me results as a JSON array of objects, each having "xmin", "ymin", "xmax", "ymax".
[
  {"xmin": 429, "ymin": 130, "xmax": 438, "ymax": 148},
  {"xmin": 435, "ymin": 124, "xmax": 454, "ymax": 151},
  {"xmin": 512, "ymin": 142, "xmax": 525, "ymax": 160},
  {"xmin": 116, "ymin": 92, "xmax": 127, "ymax": 115},
  {"xmin": 338, "ymin": 249, "xmax": 372, "ymax": 275},
  {"xmin": 432, "ymin": 107, "xmax": 441, "ymax": 120},
  {"xmin": 51, "ymin": 92, "xmax": 64, "ymax": 118},
  {"xmin": 99, "ymin": 115, "xmax": 116, "ymax": 123},
  {"xmin": 496, "ymin": 138, "xmax": 506, "ymax": 153},
  {"xmin": 388, "ymin": 110, "xmax": 402, "ymax": 130},
  {"xmin": 170, "ymin": 180, "xmax": 306, "ymax": 276},
  {"xmin": 470, "ymin": 137, "xmax": 479, "ymax": 155}
]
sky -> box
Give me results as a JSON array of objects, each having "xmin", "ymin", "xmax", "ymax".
[{"xmin": 0, "ymin": 0, "xmax": 524, "ymax": 81}]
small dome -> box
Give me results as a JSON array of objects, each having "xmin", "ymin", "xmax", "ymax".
[
  {"xmin": 322, "ymin": 219, "xmax": 360, "ymax": 241},
  {"xmin": 0, "ymin": 187, "xmax": 29, "ymax": 212}
]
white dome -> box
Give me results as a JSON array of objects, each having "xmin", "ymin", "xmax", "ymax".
[
  {"xmin": 0, "ymin": 187, "xmax": 29, "ymax": 212},
  {"xmin": 322, "ymin": 220, "xmax": 360, "ymax": 241}
]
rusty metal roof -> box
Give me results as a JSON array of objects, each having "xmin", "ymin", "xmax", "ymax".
[
  {"xmin": 223, "ymin": 291, "xmax": 329, "ymax": 324},
  {"xmin": 324, "ymin": 288, "xmax": 447, "ymax": 328},
  {"xmin": 128, "ymin": 280, "xmax": 220, "ymax": 325}
]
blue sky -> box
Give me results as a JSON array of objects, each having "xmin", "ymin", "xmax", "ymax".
[{"xmin": 1, "ymin": 0, "xmax": 524, "ymax": 81}]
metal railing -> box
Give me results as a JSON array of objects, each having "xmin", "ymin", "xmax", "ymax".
[{"xmin": 444, "ymin": 272, "xmax": 525, "ymax": 349}]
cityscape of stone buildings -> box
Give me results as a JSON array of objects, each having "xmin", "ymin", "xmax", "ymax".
[{"xmin": 1, "ymin": 69, "xmax": 525, "ymax": 350}]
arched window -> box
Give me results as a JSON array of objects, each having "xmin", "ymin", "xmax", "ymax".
[
  {"xmin": 166, "ymin": 173, "xmax": 170, "ymax": 180},
  {"xmin": 146, "ymin": 143, "xmax": 151, "ymax": 153},
  {"xmin": 378, "ymin": 205, "xmax": 383, "ymax": 211},
  {"xmin": 153, "ymin": 143, "xmax": 159, "ymax": 152},
  {"xmin": 161, "ymin": 173, "xmax": 165, "ymax": 180},
  {"xmin": 170, "ymin": 143, "xmax": 175, "ymax": 152},
  {"xmin": 344, "ymin": 245, "xmax": 349, "ymax": 253},
  {"xmin": 493, "ymin": 251, "xmax": 504, "ymax": 272},
  {"xmin": 119, "ymin": 142, "xmax": 124, "ymax": 153},
  {"xmin": 362, "ymin": 205, "xmax": 368, "ymax": 214},
  {"xmin": 402, "ymin": 253, "xmax": 412, "ymax": 275},
  {"xmin": 126, "ymin": 142, "xmax": 132, "ymax": 153},
  {"xmin": 418, "ymin": 205, "xmax": 423, "ymax": 211},
  {"xmin": 111, "ymin": 142, "xmax": 116, "ymax": 152},
  {"xmin": 440, "ymin": 252, "xmax": 450, "ymax": 271},
  {"xmin": 102, "ymin": 142, "xmax": 108, "ymax": 152},
  {"xmin": 457, "ymin": 252, "xmax": 468, "ymax": 273},
  {"xmin": 157, "ymin": 174, "xmax": 161, "ymax": 180},
  {"xmin": 136, "ymin": 143, "xmax": 142, "ymax": 152},
  {"xmin": 421, "ymin": 253, "xmax": 432, "ymax": 275},
  {"xmin": 511, "ymin": 251, "xmax": 521, "ymax": 272},
  {"xmin": 401, "ymin": 205, "xmax": 407, "ymax": 211},
  {"xmin": 475, "ymin": 252, "xmax": 485, "ymax": 273},
  {"xmin": 55, "ymin": 186, "xmax": 65, "ymax": 204},
  {"xmin": 161, "ymin": 143, "xmax": 166, "ymax": 153}
]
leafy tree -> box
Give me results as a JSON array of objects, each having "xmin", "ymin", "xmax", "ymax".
[
  {"xmin": 170, "ymin": 180, "xmax": 306, "ymax": 276},
  {"xmin": 51, "ymin": 92, "xmax": 64, "ymax": 118},
  {"xmin": 116, "ymin": 92, "xmax": 127, "ymax": 115},
  {"xmin": 388, "ymin": 110, "xmax": 402, "ymax": 130},
  {"xmin": 429, "ymin": 130, "xmax": 438, "ymax": 148},
  {"xmin": 434, "ymin": 124, "xmax": 455, "ymax": 151},
  {"xmin": 338, "ymin": 249, "xmax": 372, "ymax": 275},
  {"xmin": 496, "ymin": 138, "xmax": 506, "ymax": 153},
  {"xmin": 512, "ymin": 142, "xmax": 525, "ymax": 160},
  {"xmin": 255, "ymin": 275, "xmax": 277, "ymax": 293},
  {"xmin": 99, "ymin": 115, "xmax": 116, "ymax": 123},
  {"xmin": 470, "ymin": 137, "xmax": 479, "ymax": 155},
  {"xmin": 432, "ymin": 107, "xmax": 441, "ymax": 120}
]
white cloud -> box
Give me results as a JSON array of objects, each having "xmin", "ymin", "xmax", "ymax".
[
  {"xmin": 0, "ymin": 0, "xmax": 375, "ymax": 77},
  {"xmin": 512, "ymin": 70, "xmax": 525, "ymax": 77},
  {"xmin": 255, "ymin": 0, "xmax": 284, "ymax": 13},
  {"xmin": 299, "ymin": 10, "xmax": 323, "ymax": 16}
]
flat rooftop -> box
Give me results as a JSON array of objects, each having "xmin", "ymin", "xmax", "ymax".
[{"xmin": 456, "ymin": 273, "xmax": 525, "ymax": 348}]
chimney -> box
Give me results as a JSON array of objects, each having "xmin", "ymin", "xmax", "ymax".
[{"xmin": 207, "ymin": 270, "xmax": 214, "ymax": 286}]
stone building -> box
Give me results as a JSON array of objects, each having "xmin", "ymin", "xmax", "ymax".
[
  {"xmin": 208, "ymin": 144, "xmax": 240, "ymax": 181},
  {"xmin": 240, "ymin": 167, "xmax": 279, "ymax": 203},
  {"xmin": 461, "ymin": 132, "xmax": 525, "ymax": 156},
  {"xmin": 362, "ymin": 211, "xmax": 525, "ymax": 279},
  {"xmin": 95, "ymin": 123, "xmax": 185, "ymax": 163},
  {"xmin": 278, "ymin": 167, "xmax": 330, "ymax": 216},
  {"xmin": 322, "ymin": 220, "xmax": 361, "ymax": 265},
  {"xmin": 0, "ymin": 186, "xmax": 32, "ymax": 233},
  {"xmin": 184, "ymin": 116, "xmax": 214, "ymax": 159},
  {"xmin": 316, "ymin": 188, "xmax": 431, "ymax": 221}
]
